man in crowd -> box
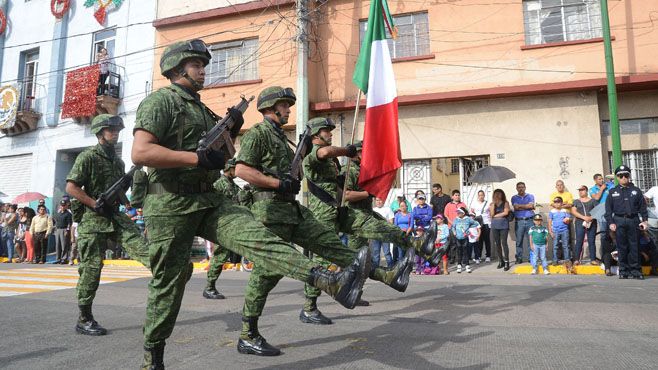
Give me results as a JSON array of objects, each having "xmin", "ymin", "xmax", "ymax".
[
  {"xmin": 52, "ymin": 199, "xmax": 73, "ymax": 264},
  {"xmin": 132, "ymin": 41, "xmax": 369, "ymax": 367},
  {"xmin": 30, "ymin": 204, "xmax": 52, "ymax": 264},
  {"xmin": 605, "ymin": 165, "xmax": 648, "ymax": 280},
  {"xmin": 550, "ymin": 180, "xmax": 573, "ymax": 209},
  {"xmin": 590, "ymin": 173, "xmax": 612, "ymax": 204},
  {"xmin": 511, "ymin": 182, "xmax": 535, "ymax": 264},
  {"xmin": 430, "ymin": 183, "xmax": 451, "ymax": 217}
]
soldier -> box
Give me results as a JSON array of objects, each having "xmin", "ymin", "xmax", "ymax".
[
  {"xmin": 302, "ymin": 118, "xmax": 419, "ymax": 318},
  {"xmin": 604, "ymin": 165, "xmax": 649, "ymax": 280},
  {"xmin": 65, "ymin": 114, "xmax": 152, "ymax": 336},
  {"xmin": 132, "ymin": 39, "xmax": 369, "ymax": 369},
  {"xmin": 203, "ymin": 158, "xmax": 241, "ymax": 300}
]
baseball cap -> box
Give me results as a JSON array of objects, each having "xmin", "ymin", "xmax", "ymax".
[
  {"xmin": 577, "ymin": 185, "xmax": 588, "ymax": 191},
  {"xmin": 553, "ymin": 196, "xmax": 563, "ymax": 203},
  {"xmin": 60, "ymin": 200, "xmax": 67, "ymax": 205},
  {"xmin": 457, "ymin": 206, "xmax": 468, "ymax": 215},
  {"xmin": 38, "ymin": 199, "xmax": 45, "ymax": 204},
  {"xmin": 417, "ymin": 194, "xmax": 426, "ymax": 200},
  {"xmin": 615, "ymin": 165, "xmax": 631, "ymax": 176},
  {"xmin": 434, "ymin": 214, "xmax": 444, "ymax": 220},
  {"xmin": 533, "ymin": 214, "xmax": 543, "ymax": 220}
]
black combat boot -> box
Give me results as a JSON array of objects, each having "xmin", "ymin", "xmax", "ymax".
[
  {"xmin": 75, "ymin": 305, "xmax": 107, "ymax": 336},
  {"xmin": 141, "ymin": 343, "xmax": 165, "ymax": 370},
  {"xmin": 419, "ymin": 223, "xmax": 436, "ymax": 256},
  {"xmin": 308, "ymin": 246, "xmax": 371, "ymax": 309},
  {"xmin": 428, "ymin": 246, "xmax": 446, "ymax": 267},
  {"xmin": 370, "ymin": 247, "xmax": 414, "ymax": 292},
  {"xmin": 237, "ymin": 317, "xmax": 281, "ymax": 356},
  {"xmin": 202, "ymin": 282, "xmax": 226, "ymax": 300},
  {"xmin": 299, "ymin": 297, "xmax": 333, "ymax": 325}
]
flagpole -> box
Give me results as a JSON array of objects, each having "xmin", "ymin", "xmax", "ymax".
[{"xmin": 340, "ymin": 89, "xmax": 363, "ymax": 207}]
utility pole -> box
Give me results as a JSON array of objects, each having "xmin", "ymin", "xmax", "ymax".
[
  {"xmin": 601, "ymin": 0, "xmax": 622, "ymax": 170},
  {"xmin": 296, "ymin": 0, "xmax": 309, "ymax": 141}
]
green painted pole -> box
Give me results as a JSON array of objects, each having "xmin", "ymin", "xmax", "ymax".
[{"xmin": 601, "ymin": 0, "xmax": 622, "ymax": 171}]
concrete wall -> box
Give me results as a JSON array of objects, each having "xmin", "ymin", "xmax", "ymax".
[
  {"xmin": 156, "ymin": 0, "xmax": 252, "ymax": 19},
  {"xmin": 0, "ymin": 1, "xmax": 156, "ymax": 200}
]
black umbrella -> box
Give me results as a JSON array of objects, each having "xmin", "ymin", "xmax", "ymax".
[{"xmin": 469, "ymin": 166, "xmax": 516, "ymax": 184}]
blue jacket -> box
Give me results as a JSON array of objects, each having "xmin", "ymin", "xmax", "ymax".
[
  {"xmin": 451, "ymin": 216, "xmax": 479, "ymax": 240},
  {"xmin": 412, "ymin": 204, "xmax": 433, "ymax": 228}
]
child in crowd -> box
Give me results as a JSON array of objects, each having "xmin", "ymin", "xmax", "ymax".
[
  {"xmin": 412, "ymin": 225, "xmax": 427, "ymax": 274},
  {"xmin": 451, "ymin": 207, "xmax": 479, "ymax": 273},
  {"xmin": 467, "ymin": 214, "xmax": 482, "ymax": 265},
  {"xmin": 529, "ymin": 214, "xmax": 550, "ymax": 275},
  {"xmin": 433, "ymin": 214, "xmax": 450, "ymax": 275}
]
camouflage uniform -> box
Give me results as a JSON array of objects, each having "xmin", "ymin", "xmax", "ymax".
[
  {"xmin": 67, "ymin": 143, "xmax": 151, "ymax": 307},
  {"xmin": 237, "ymin": 118, "xmax": 361, "ymax": 320}
]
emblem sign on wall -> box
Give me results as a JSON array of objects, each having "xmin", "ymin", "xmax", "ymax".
[
  {"xmin": 0, "ymin": 85, "xmax": 20, "ymax": 130},
  {"xmin": 84, "ymin": 0, "xmax": 124, "ymax": 25},
  {"xmin": 51, "ymin": 0, "xmax": 71, "ymax": 19}
]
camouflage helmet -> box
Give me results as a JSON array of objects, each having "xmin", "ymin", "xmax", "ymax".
[
  {"xmin": 160, "ymin": 39, "xmax": 211, "ymax": 77},
  {"xmin": 257, "ymin": 86, "xmax": 296, "ymax": 112},
  {"xmin": 224, "ymin": 158, "xmax": 237, "ymax": 172},
  {"xmin": 91, "ymin": 114, "xmax": 124, "ymax": 135},
  {"xmin": 307, "ymin": 117, "xmax": 335, "ymax": 136}
]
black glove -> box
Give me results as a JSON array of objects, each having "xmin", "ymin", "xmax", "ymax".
[
  {"xmin": 277, "ymin": 177, "xmax": 301, "ymax": 195},
  {"xmin": 344, "ymin": 144, "xmax": 358, "ymax": 158},
  {"xmin": 227, "ymin": 108, "xmax": 244, "ymax": 138},
  {"xmin": 93, "ymin": 199, "xmax": 113, "ymax": 218},
  {"xmin": 197, "ymin": 148, "xmax": 225, "ymax": 170}
]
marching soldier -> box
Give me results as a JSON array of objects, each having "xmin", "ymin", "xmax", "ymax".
[
  {"xmin": 301, "ymin": 118, "xmax": 418, "ymax": 321},
  {"xmin": 234, "ymin": 86, "xmax": 374, "ymax": 356},
  {"xmin": 132, "ymin": 40, "xmax": 369, "ymax": 368},
  {"xmin": 605, "ymin": 165, "xmax": 649, "ymax": 280},
  {"xmin": 65, "ymin": 114, "xmax": 151, "ymax": 336}
]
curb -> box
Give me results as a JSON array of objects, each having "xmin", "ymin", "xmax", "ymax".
[{"xmin": 513, "ymin": 264, "xmax": 654, "ymax": 275}]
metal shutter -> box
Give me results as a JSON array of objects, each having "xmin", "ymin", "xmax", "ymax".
[{"xmin": 0, "ymin": 154, "xmax": 33, "ymax": 199}]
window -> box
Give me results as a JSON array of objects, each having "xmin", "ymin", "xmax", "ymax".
[
  {"xmin": 92, "ymin": 28, "xmax": 116, "ymax": 64},
  {"xmin": 450, "ymin": 158, "xmax": 460, "ymax": 174},
  {"xmin": 20, "ymin": 50, "xmax": 39, "ymax": 111},
  {"xmin": 523, "ymin": 0, "xmax": 602, "ymax": 46},
  {"xmin": 601, "ymin": 118, "xmax": 658, "ymax": 136},
  {"xmin": 205, "ymin": 38, "xmax": 259, "ymax": 86},
  {"xmin": 608, "ymin": 150, "xmax": 658, "ymax": 191},
  {"xmin": 359, "ymin": 11, "xmax": 430, "ymax": 59}
]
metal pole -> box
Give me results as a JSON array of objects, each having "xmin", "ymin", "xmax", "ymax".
[
  {"xmin": 296, "ymin": 0, "xmax": 309, "ymax": 204},
  {"xmin": 601, "ymin": 0, "xmax": 622, "ymax": 170}
]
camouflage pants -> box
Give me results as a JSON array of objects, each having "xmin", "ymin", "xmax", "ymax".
[
  {"xmin": 206, "ymin": 245, "xmax": 231, "ymax": 287},
  {"xmin": 76, "ymin": 213, "xmax": 150, "ymax": 305},
  {"xmin": 143, "ymin": 198, "xmax": 330, "ymax": 347},
  {"xmin": 304, "ymin": 206, "xmax": 414, "ymax": 299},
  {"xmin": 242, "ymin": 202, "xmax": 357, "ymax": 318}
]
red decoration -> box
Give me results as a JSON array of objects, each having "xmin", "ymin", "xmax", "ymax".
[
  {"xmin": 93, "ymin": 6, "xmax": 106, "ymax": 25},
  {"xmin": 61, "ymin": 65, "xmax": 100, "ymax": 119},
  {"xmin": 51, "ymin": 0, "xmax": 71, "ymax": 19},
  {"xmin": 0, "ymin": 9, "xmax": 6, "ymax": 36}
]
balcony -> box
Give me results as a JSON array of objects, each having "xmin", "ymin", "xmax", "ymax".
[
  {"xmin": 96, "ymin": 64, "xmax": 122, "ymax": 116},
  {"xmin": 61, "ymin": 63, "xmax": 123, "ymax": 122},
  {"xmin": 0, "ymin": 81, "xmax": 43, "ymax": 137}
]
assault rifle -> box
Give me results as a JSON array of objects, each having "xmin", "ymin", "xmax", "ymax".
[
  {"xmin": 95, "ymin": 165, "xmax": 142, "ymax": 214},
  {"xmin": 197, "ymin": 95, "xmax": 254, "ymax": 159}
]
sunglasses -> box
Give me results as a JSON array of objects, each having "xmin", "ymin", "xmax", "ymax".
[{"xmin": 617, "ymin": 173, "xmax": 630, "ymax": 179}]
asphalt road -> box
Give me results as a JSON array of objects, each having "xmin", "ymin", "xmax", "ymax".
[{"xmin": 1, "ymin": 262, "xmax": 657, "ymax": 369}]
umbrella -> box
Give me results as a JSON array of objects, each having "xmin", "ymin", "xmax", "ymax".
[
  {"xmin": 469, "ymin": 166, "xmax": 516, "ymax": 184},
  {"xmin": 0, "ymin": 191, "xmax": 6, "ymax": 197},
  {"xmin": 12, "ymin": 192, "xmax": 48, "ymax": 204},
  {"xmin": 589, "ymin": 202, "xmax": 606, "ymax": 226}
]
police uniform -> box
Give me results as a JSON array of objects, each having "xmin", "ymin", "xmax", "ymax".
[
  {"xmin": 66, "ymin": 114, "xmax": 151, "ymax": 336},
  {"xmin": 604, "ymin": 165, "xmax": 648, "ymax": 278},
  {"xmin": 137, "ymin": 42, "xmax": 368, "ymax": 368}
]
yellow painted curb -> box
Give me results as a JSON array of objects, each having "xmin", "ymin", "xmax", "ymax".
[
  {"xmin": 513, "ymin": 265, "xmax": 654, "ymax": 275},
  {"xmin": 102, "ymin": 259, "xmax": 145, "ymax": 267}
]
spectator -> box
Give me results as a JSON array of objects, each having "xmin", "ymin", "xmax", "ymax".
[
  {"xmin": 590, "ymin": 173, "xmax": 612, "ymax": 204},
  {"xmin": 444, "ymin": 190, "xmax": 467, "ymax": 226},
  {"xmin": 393, "ymin": 202, "xmax": 413, "ymax": 263},
  {"xmin": 529, "ymin": 214, "xmax": 550, "ymax": 275},
  {"xmin": 413, "ymin": 225, "xmax": 427, "ymax": 274},
  {"xmin": 371, "ymin": 198, "xmax": 394, "ymax": 268},
  {"xmin": 30, "ymin": 205, "xmax": 52, "ymax": 264},
  {"xmin": 96, "ymin": 47, "xmax": 110, "ymax": 95},
  {"xmin": 467, "ymin": 213, "xmax": 481, "ymax": 266},
  {"xmin": 470, "ymin": 190, "xmax": 492, "ymax": 263},
  {"xmin": 451, "ymin": 207, "xmax": 478, "ymax": 273},
  {"xmin": 132, "ymin": 208, "xmax": 146, "ymax": 235},
  {"xmin": 430, "ymin": 183, "xmax": 451, "ymax": 218},
  {"xmin": 549, "ymin": 197, "xmax": 571, "ymax": 269},
  {"xmin": 412, "ymin": 194, "xmax": 432, "ymax": 229},
  {"xmin": 639, "ymin": 230, "xmax": 658, "ymax": 276},
  {"xmin": 0, "ymin": 203, "xmax": 6, "ymax": 257},
  {"xmin": 2, "ymin": 204, "xmax": 18, "ymax": 263},
  {"xmin": 390, "ymin": 190, "xmax": 412, "ymax": 214},
  {"xmin": 38, "ymin": 198, "xmax": 50, "ymax": 214},
  {"xmin": 53, "ymin": 200, "xmax": 73, "ymax": 264},
  {"xmin": 601, "ymin": 229, "xmax": 617, "ymax": 276},
  {"xmin": 432, "ymin": 214, "xmax": 450, "ymax": 275},
  {"xmin": 123, "ymin": 202, "xmax": 137, "ymax": 218},
  {"xmin": 511, "ymin": 182, "xmax": 535, "ymax": 264},
  {"xmin": 572, "ymin": 185, "xmax": 599, "ymax": 265},
  {"xmin": 550, "ymin": 180, "xmax": 574, "ymax": 209},
  {"xmin": 23, "ymin": 207, "xmax": 35, "ymax": 264},
  {"xmin": 489, "ymin": 189, "xmax": 511, "ymax": 271},
  {"xmin": 15, "ymin": 208, "xmax": 27, "ymax": 263}
]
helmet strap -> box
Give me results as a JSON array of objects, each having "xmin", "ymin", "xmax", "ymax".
[{"xmin": 175, "ymin": 65, "xmax": 204, "ymax": 91}]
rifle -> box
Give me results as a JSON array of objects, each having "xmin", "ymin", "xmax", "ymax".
[
  {"xmin": 197, "ymin": 95, "xmax": 255, "ymax": 159},
  {"xmin": 95, "ymin": 165, "xmax": 142, "ymax": 213}
]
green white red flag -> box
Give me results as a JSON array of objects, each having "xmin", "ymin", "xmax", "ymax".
[{"xmin": 352, "ymin": 0, "xmax": 401, "ymax": 200}]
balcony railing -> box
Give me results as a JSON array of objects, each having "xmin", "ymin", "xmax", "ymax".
[{"xmin": 98, "ymin": 62, "xmax": 122, "ymax": 99}]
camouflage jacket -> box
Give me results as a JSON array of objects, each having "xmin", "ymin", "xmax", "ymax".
[
  {"xmin": 303, "ymin": 144, "xmax": 340, "ymax": 220},
  {"xmin": 236, "ymin": 118, "xmax": 298, "ymax": 224},
  {"xmin": 213, "ymin": 175, "xmax": 240, "ymax": 201},
  {"xmin": 344, "ymin": 162, "xmax": 373, "ymax": 211},
  {"xmin": 66, "ymin": 144, "xmax": 124, "ymax": 234},
  {"xmin": 134, "ymin": 83, "xmax": 223, "ymax": 216}
]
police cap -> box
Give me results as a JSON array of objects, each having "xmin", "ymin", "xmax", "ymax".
[{"xmin": 614, "ymin": 165, "xmax": 631, "ymax": 176}]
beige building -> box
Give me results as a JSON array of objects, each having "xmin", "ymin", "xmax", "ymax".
[{"xmin": 153, "ymin": 0, "xmax": 658, "ymax": 205}]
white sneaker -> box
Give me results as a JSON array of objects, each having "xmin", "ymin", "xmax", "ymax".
[
  {"xmin": 485, "ymin": 257, "xmax": 491, "ymax": 263},
  {"xmin": 544, "ymin": 269, "xmax": 550, "ymax": 275},
  {"xmin": 475, "ymin": 259, "xmax": 481, "ymax": 265},
  {"xmin": 457, "ymin": 264, "xmax": 462, "ymax": 273},
  {"xmin": 466, "ymin": 265, "xmax": 472, "ymax": 273},
  {"xmin": 531, "ymin": 268, "xmax": 537, "ymax": 275}
]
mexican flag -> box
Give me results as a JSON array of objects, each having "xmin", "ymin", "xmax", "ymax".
[{"xmin": 352, "ymin": 0, "xmax": 401, "ymax": 200}]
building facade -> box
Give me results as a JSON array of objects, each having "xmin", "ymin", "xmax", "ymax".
[{"xmin": 0, "ymin": 0, "xmax": 156, "ymax": 207}]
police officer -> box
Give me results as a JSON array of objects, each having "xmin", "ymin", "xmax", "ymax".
[
  {"xmin": 234, "ymin": 86, "xmax": 373, "ymax": 356},
  {"xmin": 65, "ymin": 114, "xmax": 152, "ymax": 336},
  {"xmin": 132, "ymin": 40, "xmax": 369, "ymax": 368},
  {"xmin": 604, "ymin": 165, "xmax": 648, "ymax": 279}
]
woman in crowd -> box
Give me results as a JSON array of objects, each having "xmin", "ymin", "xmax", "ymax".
[
  {"xmin": 23, "ymin": 207, "xmax": 35, "ymax": 263},
  {"xmin": 14, "ymin": 208, "xmax": 27, "ymax": 262},
  {"xmin": 489, "ymin": 189, "xmax": 511, "ymax": 271},
  {"xmin": 571, "ymin": 185, "xmax": 599, "ymax": 265},
  {"xmin": 96, "ymin": 47, "xmax": 110, "ymax": 95},
  {"xmin": 393, "ymin": 201, "xmax": 413, "ymax": 263},
  {"xmin": 3, "ymin": 204, "xmax": 18, "ymax": 263},
  {"xmin": 470, "ymin": 190, "xmax": 492, "ymax": 263}
]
